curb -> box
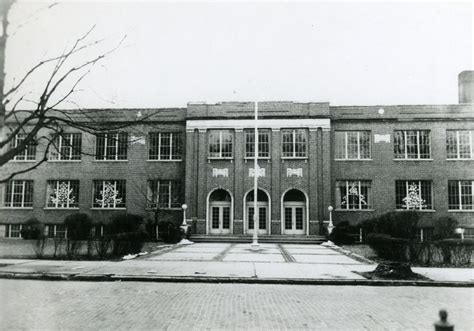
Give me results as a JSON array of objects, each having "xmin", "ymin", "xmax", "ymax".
[{"xmin": 0, "ymin": 272, "xmax": 472, "ymax": 287}]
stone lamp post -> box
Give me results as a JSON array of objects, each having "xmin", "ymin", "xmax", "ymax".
[{"xmin": 327, "ymin": 205, "xmax": 335, "ymax": 235}]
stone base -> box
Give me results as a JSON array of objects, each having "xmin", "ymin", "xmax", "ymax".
[{"xmin": 271, "ymin": 220, "xmax": 281, "ymax": 235}]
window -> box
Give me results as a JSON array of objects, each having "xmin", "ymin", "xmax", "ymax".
[
  {"xmin": 394, "ymin": 130, "xmax": 431, "ymax": 159},
  {"xmin": 95, "ymin": 132, "xmax": 128, "ymax": 160},
  {"xmin": 448, "ymin": 180, "xmax": 474, "ymax": 210},
  {"xmin": 282, "ymin": 129, "xmax": 307, "ymax": 158},
  {"xmin": 147, "ymin": 180, "xmax": 182, "ymax": 209},
  {"xmin": 335, "ymin": 131, "xmax": 371, "ymax": 160},
  {"xmin": 245, "ymin": 129, "xmax": 270, "ymax": 158},
  {"xmin": 415, "ymin": 228, "xmax": 433, "ymax": 242},
  {"xmin": 208, "ymin": 130, "xmax": 233, "ymax": 158},
  {"xmin": 446, "ymin": 130, "xmax": 473, "ymax": 159},
  {"xmin": 148, "ymin": 132, "xmax": 183, "ymax": 160},
  {"xmin": 49, "ymin": 133, "xmax": 82, "ymax": 161},
  {"xmin": 46, "ymin": 224, "xmax": 67, "ymax": 239},
  {"xmin": 9, "ymin": 133, "xmax": 36, "ymax": 161},
  {"xmin": 92, "ymin": 180, "xmax": 126, "ymax": 209},
  {"xmin": 46, "ymin": 180, "xmax": 80, "ymax": 208},
  {"xmin": 335, "ymin": 180, "xmax": 372, "ymax": 210},
  {"xmin": 3, "ymin": 180, "xmax": 34, "ymax": 208},
  {"xmin": 395, "ymin": 180, "xmax": 433, "ymax": 210},
  {"xmin": 5, "ymin": 224, "xmax": 23, "ymax": 238}
]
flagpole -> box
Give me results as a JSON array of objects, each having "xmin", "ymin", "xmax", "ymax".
[{"xmin": 251, "ymin": 101, "xmax": 260, "ymax": 249}]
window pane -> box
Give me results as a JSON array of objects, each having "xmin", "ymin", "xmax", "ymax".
[
  {"xmin": 420, "ymin": 181, "xmax": 432, "ymax": 209},
  {"xmin": 95, "ymin": 135, "xmax": 105, "ymax": 159},
  {"xmin": 171, "ymin": 133, "xmax": 183, "ymax": 160},
  {"xmin": 221, "ymin": 131, "xmax": 233, "ymax": 158},
  {"xmin": 282, "ymin": 131, "xmax": 293, "ymax": 157},
  {"xmin": 405, "ymin": 131, "xmax": 418, "ymax": 159},
  {"xmin": 346, "ymin": 132, "xmax": 358, "ymax": 159},
  {"xmin": 359, "ymin": 131, "xmax": 371, "ymax": 159},
  {"xmin": 208, "ymin": 131, "xmax": 220, "ymax": 157},
  {"xmin": 149, "ymin": 133, "xmax": 160, "ymax": 160},
  {"xmin": 117, "ymin": 133, "xmax": 128, "ymax": 160},
  {"xmin": 160, "ymin": 133, "xmax": 171, "ymax": 160},
  {"xmin": 460, "ymin": 180, "xmax": 473, "ymax": 209},
  {"xmin": 158, "ymin": 181, "xmax": 170, "ymax": 208},
  {"xmin": 395, "ymin": 181, "xmax": 407, "ymax": 209},
  {"xmin": 93, "ymin": 180, "xmax": 125, "ymax": 208},
  {"xmin": 458, "ymin": 131, "xmax": 471, "ymax": 159},
  {"xmin": 295, "ymin": 130, "xmax": 307, "ymax": 157},
  {"xmin": 47, "ymin": 180, "xmax": 79, "ymax": 208},
  {"xmin": 419, "ymin": 131, "xmax": 430, "ymax": 159},
  {"xmin": 448, "ymin": 180, "xmax": 460, "ymax": 209},
  {"xmin": 446, "ymin": 131, "xmax": 458, "ymax": 159},
  {"xmin": 335, "ymin": 132, "xmax": 346, "ymax": 159},
  {"xmin": 393, "ymin": 131, "xmax": 405, "ymax": 159}
]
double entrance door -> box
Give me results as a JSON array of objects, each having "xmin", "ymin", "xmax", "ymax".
[
  {"xmin": 283, "ymin": 203, "xmax": 305, "ymax": 235},
  {"xmin": 246, "ymin": 202, "xmax": 268, "ymax": 235},
  {"xmin": 210, "ymin": 202, "xmax": 231, "ymax": 234}
]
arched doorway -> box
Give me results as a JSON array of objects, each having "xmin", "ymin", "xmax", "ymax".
[
  {"xmin": 282, "ymin": 189, "xmax": 307, "ymax": 235},
  {"xmin": 244, "ymin": 189, "xmax": 270, "ymax": 235},
  {"xmin": 208, "ymin": 189, "xmax": 232, "ymax": 234}
]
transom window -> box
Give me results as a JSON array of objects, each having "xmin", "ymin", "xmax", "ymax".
[
  {"xmin": 92, "ymin": 180, "xmax": 126, "ymax": 209},
  {"xmin": 95, "ymin": 132, "xmax": 128, "ymax": 160},
  {"xmin": 46, "ymin": 180, "xmax": 80, "ymax": 208},
  {"xmin": 9, "ymin": 133, "xmax": 36, "ymax": 161},
  {"xmin": 394, "ymin": 130, "xmax": 431, "ymax": 159},
  {"xmin": 147, "ymin": 180, "xmax": 182, "ymax": 209},
  {"xmin": 245, "ymin": 129, "xmax": 270, "ymax": 158},
  {"xmin": 208, "ymin": 130, "xmax": 233, "ymax": 158},
  {"xmin": 336, "ymin": 180, "xmax": 372, "ymax": 210},
  {"xmin": 335, "ymin": 131, "xmax": 371, "ymax": 160},
  {"xmin": 446, "ymin": 130, "xmax": 473, "ymax": 159},
  {"xmin": 3, "ymin": 180, "xmax": 34, "ymax": 208},
  {"xmin": 49, "ymin": 133, "xmax": 82, "ymax": 161},
  {"xmin": 149, "ymin": 132, "xmax": 183, "ymax": 160},
  {"xmin": 282, "ymin": 129, "xmax": 307, "ymax": 158},
  {"xmin": 448, "ymin": 180, "xmax": 474, "ymax": 210},
  {"xmin": 395, "ymin": 180, "xmax": 433, "ymax": 210}
]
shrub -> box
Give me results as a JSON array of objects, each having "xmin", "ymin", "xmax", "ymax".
[
  {"xmin": 21, "ymin": 218, "xmax": 44, "ymax": 240},
  {"xmin": 329, "ymin": 221, "xmax": 359, "ymax": 245},
  {"xmin": 435, "ymin": 239, "xmax": 474, "ymax": 266},
  {"xmin": 371, "ymin": 211, "xmax": 419, "ymax": 239},
  {"xmin": 366, "ymin": 233, "xmax": 410, "ymax": 262},
  {"xmin": 158, "ymin": 220, "xmax": 181, "ymax": 243},
  {"xmin": 108, "ymin": 213, "xmax": 148, "ymax": 256},
  {"xmin": 64, "ymin": 213, "xmax": 94, "ymax": 259},
  {"xmin": 432, "ymin": 217, "xmax": 458, "ymax": 240}
]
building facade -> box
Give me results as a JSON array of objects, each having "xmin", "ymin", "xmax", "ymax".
[{"xmin": 1, "ymin": 71, "xmax": 473, "ymax": 239}]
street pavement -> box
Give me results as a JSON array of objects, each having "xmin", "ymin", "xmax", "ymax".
[
  {"xmin": 0, "ymin": 243, "xmax": 472, "ymax": 284},
  {"xmin": 0, "ymin": 279, "xmax": 472, "ymax": 330}
]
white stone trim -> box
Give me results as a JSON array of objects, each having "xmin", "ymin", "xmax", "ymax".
[{"xmin": 187, "ymin": 119, "xmax": 330, "ymax": 131}]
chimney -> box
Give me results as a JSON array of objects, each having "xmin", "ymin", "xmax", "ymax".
[{"xmin": 458, "ymin": 70, "xmax": 474, "ymax": 103}]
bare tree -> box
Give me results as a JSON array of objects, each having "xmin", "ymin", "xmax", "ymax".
[{"xmin": 0, "ymin": 0, "xmax": 148, "ymax": 182}]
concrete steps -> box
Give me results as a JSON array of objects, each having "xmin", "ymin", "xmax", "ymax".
[{"xmin": 190, "ymin": 235, "xmax": 326, "ymax": 244}]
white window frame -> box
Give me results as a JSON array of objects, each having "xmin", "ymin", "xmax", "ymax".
[
  {"xmin": 447, "ymin": 130, "xmax": 474, "ymax": 160},
  {"xmin": 281, "ymin": 129, "xmax": 307, "ymax": 159},
  {"xmin": 394, "ymin": 130, "xmax": 431, "ymax": 160},
  {"xmin": 336, "ymin": 180, "xmax": 372, "ymax": 210},
  {"xmin": 147, "ymin": 180, "xmax": 182, "ymax": 209},
  {"xmin": 7, "ymin": 224, "xmax": 23, "ymax": 238},
  {"xmin": 208, "ymin": 130, "xmax": 233, "ymax": 159},
  {"xmin": 95, "ymin": 133, "xmax": 128, "ymax": 161},
  {"xmin": 396, "ymin": 180, "xmax": 433, "ymax": 211},
  {"xmin": 2, "ymin": 180, "xmax": 34, "ymax": 208},
  {"xmin": 49, "ymin": 133, "xmax": 82, "ymax": 161},
  {"xmin": 244, "ymin": 129, "xmax": 270, "ymax": 159},
  {"xmin": 11, "ymin": 133, "xmax": 36, "ymax": 161},
  {"xmin": 92, "ymin": 180, "xmax": 126, "ymax": 209},
  {"xmin": 46, "ymin": 180, "xmax": 79, "ymax": 209},
  {"xmin": 148, "ymin": 132, "xmax": 182, "ymax": 161},
  {"xmin": 449, "ymin": 180, "xmax": 474, "ymax": 211},
  {"xmin": 335, "ymin": 131, "xmax": 371, "ymax": 160}
]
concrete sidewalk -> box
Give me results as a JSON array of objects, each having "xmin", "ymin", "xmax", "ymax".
[{"xmin": 0, "ymin": 243, "xmax": 472, "ymax": 286}]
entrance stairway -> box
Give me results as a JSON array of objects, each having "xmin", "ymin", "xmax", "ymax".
[{"xmin": 190, "ymin": 234, "xmax": 326, "ymax": 244}]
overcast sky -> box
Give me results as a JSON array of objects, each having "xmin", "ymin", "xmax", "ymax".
[{"xmin": 6, "ymin": 0, "xmax": 473, "ymax": 109}]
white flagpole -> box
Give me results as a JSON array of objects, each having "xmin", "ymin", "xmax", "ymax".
[{"xmin": 251, "ymin": 101, "xmax": 260, "ymax": 249}]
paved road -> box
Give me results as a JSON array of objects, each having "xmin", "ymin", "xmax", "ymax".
[{"xmin": 0, "ymin": 279, "xmax": 472, "ymax": 330}]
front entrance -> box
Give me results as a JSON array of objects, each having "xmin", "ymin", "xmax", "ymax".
[
  {"xmin": 282, "ymin": 189, "xmax": 307, "ymax": 235},
  {"xmin": 208, "ymin": 189, "xmax": 232, "ymax": 234},
  {"xmin": 245, "ymin": 189, "xmax": 270, "ymax": 235}
]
